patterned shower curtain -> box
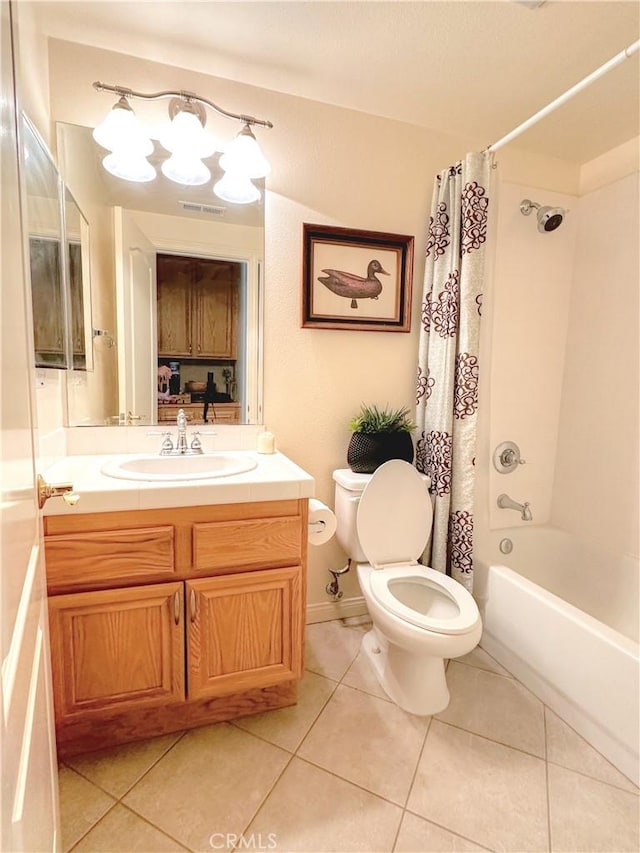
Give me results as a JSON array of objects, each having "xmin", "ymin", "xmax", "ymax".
[{"xmin": 415, "ymin": 151, "xmax": 491, "ymax": 592}]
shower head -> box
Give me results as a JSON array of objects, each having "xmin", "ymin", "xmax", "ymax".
[{"xmin": 520, "ymin": 198, "xmax": 567, "ymax": 233}]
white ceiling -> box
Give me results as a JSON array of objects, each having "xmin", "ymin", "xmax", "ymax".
[{"xmin": 35, "ymin": 0, "xmax": 640, "ymax": 164}]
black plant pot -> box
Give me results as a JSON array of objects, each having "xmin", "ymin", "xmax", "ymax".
[{"xmin": 347, "ymin": 431, "xmax": 415, "ymax": 474}]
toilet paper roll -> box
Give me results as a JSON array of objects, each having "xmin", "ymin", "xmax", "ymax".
[{"xmin": 307, "ymin": 498, "xmax": 337, "ymax": 546}]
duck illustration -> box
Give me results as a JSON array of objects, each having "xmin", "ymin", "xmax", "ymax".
[{"xmin": 318, "ymin": 259, "xmax": 389, "ymax": 308}]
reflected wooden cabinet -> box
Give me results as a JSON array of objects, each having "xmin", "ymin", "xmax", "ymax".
[
  {"xmin": 157, "ymin": 402, "xmax": 240, "ymax": 425},
  {"xmin": 157, "ymin": 254, "xmax": 239, "ymax": 359},
  {"xmin": 44, "ymin": 499, "xmax": 308, "ymax": 757},
  {"xmin": 30, "ymin": 237, "xmax": 65, "ymax": 363}
]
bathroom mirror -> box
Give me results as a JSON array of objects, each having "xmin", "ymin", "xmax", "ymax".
[
  {"xmin": 22, "ymin": 115, "xmax": 67, "ymax": 368},
  {"xmin": 57, "ymin": 121, "xmax": 264, "ymax": 427}
]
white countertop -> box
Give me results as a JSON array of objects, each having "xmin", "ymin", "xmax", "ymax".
[{"xmin": 42, "ymin": 451, "xmax": 315, "ymax": 516}]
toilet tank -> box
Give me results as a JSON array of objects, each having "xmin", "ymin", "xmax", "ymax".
[{"xmin": 332, "ymin": 469, "xmax": 372, "ymax": 562}]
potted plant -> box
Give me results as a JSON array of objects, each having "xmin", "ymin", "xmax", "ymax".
[{"xmin": 347, "ymin": 404, "xmax": 416, "ymax": 473}]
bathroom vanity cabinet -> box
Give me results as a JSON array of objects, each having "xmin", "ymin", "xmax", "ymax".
[{"xmin": 44, "ymin": 499, "xmax": 307, "ymax": 757}]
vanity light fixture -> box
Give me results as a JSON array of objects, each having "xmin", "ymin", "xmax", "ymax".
[
  {"xmin": 92, "ymin": 96, "xmax": 156, "ymax": 183},
  {"xmin": 92, "ymin": 82, "xmax": 273, "ymax": 203}
]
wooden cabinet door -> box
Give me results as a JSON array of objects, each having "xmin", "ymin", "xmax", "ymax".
[
  {"xmin": 186, "ymin": 567, "xmax": 303, "ymax": 699},
  {"xmin": 194, "ymin": 260, "xmax": 238, "ymax": 358},
  {"xmin": 49, "ymin": 582, "xmax": 184, "ymax": 723},
  {"xmin": 157, "ymin": 254, "xmax": 192, "ymax": 356}
]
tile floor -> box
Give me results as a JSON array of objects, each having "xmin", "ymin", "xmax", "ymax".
[{"xmin": 59, "ymin": 620, "xmax": 639, "ymax": 853}]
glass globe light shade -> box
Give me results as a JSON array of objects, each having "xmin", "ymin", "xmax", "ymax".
[
  {"xmin": 102, "ymin": 151, "xmax": 156, "ymax": 183},
  {"xmin": 219, "ymin": 124, "xmax": 270, "ymax": 179},
  {"xmin": 161, "ymin": 153, "xmax": 211, "ymax": 186},
  {"xmin": 160, "ymin": 108, "xmax": 216, "ymax": 158},
  {"xmin": 213, "ymin": 169, "xmax": 261, "ymax": 205},
  {"xmin": 93, "ymin": 98, "xmax": 153, "ymax": 156}
]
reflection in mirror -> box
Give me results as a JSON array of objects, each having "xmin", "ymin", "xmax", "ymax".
[
  {"xmin": 22, "ymin": 115, "xmax": 67, "ymax": 368},
  {"xmin": 64, "ymin": 188, "xmax": 93, "ymax": 370},
  {"xmin": 57, "ymin": 121, "xmax": 264, "ymax": 427}
]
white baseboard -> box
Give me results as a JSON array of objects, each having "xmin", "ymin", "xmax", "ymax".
[{"xmin": 306, "ymin": 596, "xmax": 369, "ymax": 624}]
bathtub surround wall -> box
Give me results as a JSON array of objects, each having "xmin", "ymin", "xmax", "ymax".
[
  {"xmin": 551, "ymin": 170, "xmax": 639, "ymax": 560},
  {"xmin": 474, "ymin": 144, "xmax": 639, "ymax": 783},
  {"xmin": 479, "ymin": 144, "xmax": 639, "ymax": 561},
  {"xmin": 486, "ymin": 180, "xmax": 578, "ymax": 529},
  {"xmin": 415, "ymin": 152, "xmax": 490, "ymax": 591}
]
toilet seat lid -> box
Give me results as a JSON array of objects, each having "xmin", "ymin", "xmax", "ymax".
[
  {"xmin": 368, "ymin": 565, "xmax": 480, "ymax": 635},
  {"xmin": 356, "ymin": 460, "xmax": 433, "ymax": 568}
]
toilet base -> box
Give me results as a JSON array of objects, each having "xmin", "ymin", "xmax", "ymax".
[{"xmin": 361, "ymin": 628, "xmax": 450, "ymax": 716}]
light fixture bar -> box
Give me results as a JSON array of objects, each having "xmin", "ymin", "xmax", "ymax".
[{"xmin": 93, "ymin": 81, "xmax": 274, "ymax": 129}]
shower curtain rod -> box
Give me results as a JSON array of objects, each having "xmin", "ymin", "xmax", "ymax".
[{"xmin": 487, "ymin": 39, "xmax": 640, "ymax": 153}]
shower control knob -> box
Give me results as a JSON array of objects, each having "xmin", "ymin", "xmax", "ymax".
[{"xmin": 493, "ymin": 441, "xmax": 525, "ymax": 474}]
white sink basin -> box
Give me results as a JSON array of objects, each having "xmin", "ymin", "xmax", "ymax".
[{"xmin": 101, "ymin": 453, "xmax": 258, "ymax": 482}]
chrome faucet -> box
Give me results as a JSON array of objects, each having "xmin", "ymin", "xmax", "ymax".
[
  {"xmin": 152, "ymin": 410, "xmax": 215, "ymax": 455},
  {"xmin": 497, "ymin": 493, "xmax": 533, "ymax": 521},
  {"xmin": 176, "ymin": 408, "xmax": 189, "ymax": 454}
]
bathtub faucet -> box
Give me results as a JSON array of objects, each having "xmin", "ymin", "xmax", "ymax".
[{"xmin": 497, "ymin": 493, "xmax": 533, "ymax": 522}]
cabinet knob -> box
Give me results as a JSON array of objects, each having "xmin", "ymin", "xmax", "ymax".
[{"xmin": 190, "ymin": 589, "xmax": 197, "ymax": 622}]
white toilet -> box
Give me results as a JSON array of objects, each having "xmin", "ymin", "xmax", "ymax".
[{"xmin": 333, "ymin": 460, "xmax": 482, "ymax": 716}]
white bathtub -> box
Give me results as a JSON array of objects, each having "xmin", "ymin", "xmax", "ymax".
[{"xmin": 474, "ymin": 526, "xmax": 639, "ymax": 786}]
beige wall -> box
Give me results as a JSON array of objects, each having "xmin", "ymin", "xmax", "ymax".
[{"xmin": 20, "ymin": 29, "xmax": 586, "ymax": 610}]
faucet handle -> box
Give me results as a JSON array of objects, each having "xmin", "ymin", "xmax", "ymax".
[{"xmin": 156, "ymin": 432, "xmax": 174, "ymax": 454}]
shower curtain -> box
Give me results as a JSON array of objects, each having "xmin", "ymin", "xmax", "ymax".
[{"xmin": 415, "ymin": 151, "xmax": 490, "ymax": 591}]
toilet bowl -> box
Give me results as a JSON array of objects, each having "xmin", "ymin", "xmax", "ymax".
[{"xmin": 333, "ymin": 460, "xmax": 482, "ymax": 715}]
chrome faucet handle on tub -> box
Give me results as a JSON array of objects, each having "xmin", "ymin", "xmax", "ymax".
[
  {"xmin": 497, "ymin": 493, "xmax": 533, "ymax": 521},
  {"xmin": 493, "ymin": 441, "xmax": 526, "ymax": 474}
]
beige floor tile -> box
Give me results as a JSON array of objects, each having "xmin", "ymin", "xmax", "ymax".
[
  {"xmin": 246, "ymin": 756, "xmax": 402, "ymax": 851},
  {"xmin": 437, "ymin": 661, "xmax": 545, "ymax": 757},
  {"xmin": 548, "ymin": 763, "xmax": 639, "ymax": 852},
  {"xmin": 65, "ymin": 733, "xmax": 183, "ymax": 799},
  {"xmin": 408, "ymin": 720, "xmax": 548, "ymax": 852},
  {"xmin": 58, "ymin": 766, "xmax": 116, "ymax": 852},
  {"xmin": 123, "ymin": 722, "xmax": 290, "ymax": 851},
  {"xmin": 395, "ymin": 812, "xmax": 489, "ymax": 852},
  {"xmin": 305, "ymin": 620, "xmax": 363, "ymax": 680},
  {"xmin": 73, "ymin": 804, "xmax": 187, "ymax": 852},
  {"xmin": 231, "ymin": 670, "xmax": 337, "ymax": 751},
  {"xmin": 298, "ymin": 683, "xmax": 429, "ymax": 804},
  {"xmin": 456, "ymin": 645, "xmax": 512, "ymax": 677},
  {"xmin": 342, "ymin": 649, "xmax": 390, "ymax": 701},
  {"xmin": 545, "ymin": 707, "xmax": 639, "ymax": 793}
]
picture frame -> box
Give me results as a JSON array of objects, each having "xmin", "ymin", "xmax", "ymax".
[{"xmin": 301, "ymin": 224, "xmax": 414, "ymax": 331}]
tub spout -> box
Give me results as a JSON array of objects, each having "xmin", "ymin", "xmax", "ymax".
[{"xmin": 497, "ymin": 493, "xmax": 533, "ymax": 522}]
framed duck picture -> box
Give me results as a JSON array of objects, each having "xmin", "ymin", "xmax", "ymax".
[{"xmin": 301, "ymin": 224, "xmax": 414, "ymax": 331}]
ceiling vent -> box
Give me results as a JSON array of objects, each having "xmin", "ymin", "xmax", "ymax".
[{"xmin": 179, "ymin": 200, "xmax": 227, "ymax": 216}]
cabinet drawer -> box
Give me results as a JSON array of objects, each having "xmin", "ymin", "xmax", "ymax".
[
  {"xmin": 45, "ymin": 526, "xmax": 175, "ymax": 592},
  {"xmin": 193, "ymin": 516, "xmax": 302, "ymax": 573}
]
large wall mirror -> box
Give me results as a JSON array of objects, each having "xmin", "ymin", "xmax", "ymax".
[
  {"xmin": 22, "ymin": 115, "xmax": 93, "ymax": 372},
  {"xmin": 57, "ymin": 121, "xmax": 264, "ymax": 427}
]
